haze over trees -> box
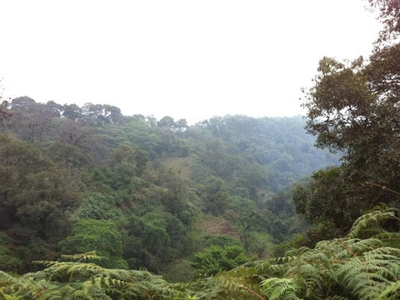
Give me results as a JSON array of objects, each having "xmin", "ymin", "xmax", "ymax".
[
  {"xmin": 2, "ymin": 0, "xmax": 400, "ymax": 299},
  {"xmin": 0, "ymin": 97, "xmax": 337, "ymax": 277}
]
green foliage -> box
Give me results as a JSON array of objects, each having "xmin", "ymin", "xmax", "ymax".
[
  {"xmin": 196, "ymin": 115, "xmax": 338, "ymax": 192},
  {"xmin": 200, "ymin": 176, "xmax": 229, "ymax": 216},
  {"xmin": 0, "ymin": 252, "xmax": 187, "ymax": 300},
  {"xmin": 0, "ymin": 233, "xmax": 23, "ymax": 274},
  {"xmin": 0, "ymin": 98, "xmax": 337, "ymax": 277},
  {"xmin": 78, "ymin": 192, "xmax": 122, "ymax": 220},
  {"xmin": 2, "ymin": 3, "xmax": 400, "ymax": 298},
  {"xmin": 191, "ymin": 245, "xmax": 250, "ymax": 278},
  {"xmin": 59, "ymin": 220, "xmax": 128, "ymax": 269},
  {"xmin": 196, "ymin": 210, "xmax": 400, "ymax": 300},
  {"xmin": 0, "ymin": 96, "xmax": 13, "ymax": 129},
  {"xmin": 204, "ymin": 235, "xmax": 242, "ymax": 248},
  {"xmin": 0, "ymin": 134, "xmax": 81, "ymax": 269},
  {"xmin": 300, "ymin": 35, "xmax": 400, "ymax": 234},
  {"xmin": 141, "ymin": 212, "xmax": 171, "ymax": 257},
  {"xmin": 293, "ymin": 167, "xmax": 356, "ymax": 231},
  {"xmin": 2, "ymin": 95, "xmax": 400, "ymax": 300},
  {"xmin": 261, "ymin": 278, "xmax": 301, "ymax": 300}
]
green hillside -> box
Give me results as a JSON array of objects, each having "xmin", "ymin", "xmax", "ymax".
[
  {"xmin": 0, "ymin": 98, "xmax": 337, "ymax": 280},
  {"xmin": 2, "ymin": 1, "xmax": 400, "ymax": 299}
]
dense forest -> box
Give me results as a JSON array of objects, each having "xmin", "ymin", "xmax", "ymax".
[
  {"xmin": 2, "ymin": 0, "xmax": 400, "ymax": 299},
  {"xmin": 0, "ymin": 96, "xmax": 337, "ymax": 277}
]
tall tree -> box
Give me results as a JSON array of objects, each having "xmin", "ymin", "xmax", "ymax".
[
  {"xmin": 298, "ymin": 1, "xmax": 400, "ymax": 232},
  {"xmin": 368, "ymin": 0, "xmax": 400, "ymax": 44},
  {"xmin": 0, "ymin": 80, "xmax": 12, "ymax": 126},
  {"xmin": 0, "ymin": 100, "xmax": 12, "ymax": 128},
  {"xmin": 0, "ymin": 135, "xmax": 81, "ymax": 265}
]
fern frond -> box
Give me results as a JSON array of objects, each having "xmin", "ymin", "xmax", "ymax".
[
  {"xmin": 61, "ymin": 251, "xmax": 104, "ymax": 262},
  {"xmin": 335, "ymin": 245, "xmax": 400, "ymax": 300},
  {"xmin": 378, "ymin": 280, "xmax": 400, "ymax": 299},
  {"xmin": 348, "ymin": 210, "xmax": 396, "ymax": 239},
  {"xmin": 324, "ymin": 296, "xmax": 350, "ymax": 300},
  {"xmin": 261, "ymin": 277, "xmax": 301, "ymax": 300},
  {"xmin": 72, "ymin": 289, "xmax": 95, "ymax": 300},
  {"xmin": 334, "ymin": 238, "xmax": 384, "ymax": 258},
  {"xmin": 374, "ymin": 232, "xmax": 400, "ymax": 248}
]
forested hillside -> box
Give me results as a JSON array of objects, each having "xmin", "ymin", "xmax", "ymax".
[
  {"xmin": 0, "ymin": 97, "xmax": 337, "ymax": 280},
  {"xmin": 3, "ymin": 1, "xmax": 400, "ymax": 299}
]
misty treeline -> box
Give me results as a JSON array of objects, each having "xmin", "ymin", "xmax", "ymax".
[
  {"xmin": 3, "ymin": 0, "xmax": 400, "ymax": 298},
  {"xmin": 0, "ymin": 96, "xmax": 337, "ymax": 277}
]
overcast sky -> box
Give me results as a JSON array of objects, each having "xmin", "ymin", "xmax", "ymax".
[{"xmin": 0, "ymin": 0, "xmax": 381, "ymax": 124}]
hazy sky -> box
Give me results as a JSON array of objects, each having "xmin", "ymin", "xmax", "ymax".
[{"xmin": 0, "ymin": 0, "xmax": 381, "ymax": 124}]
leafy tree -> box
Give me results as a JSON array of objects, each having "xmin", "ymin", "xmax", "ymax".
[
  {"xmin": 0, "ymin": 100, "xmax": 12, "ymax": 129},
  {"xmin": 293, "ymin": 167, "xmax": 355, "ymax": 231},
  {"xmin": 368, "ymin": 0, "xmax": 400, "ymax": 44},
  {"xmin": 109, "ymin": 144, "xmax": 149, "ymax": 176},
  {"xmin": 108, "ymin": 144, "xmax": 137, "ymax": 189},
  {"xmin": 267, "ymin": 189, "xmax": 295, "ymax": 218},
  {"xmin": 204, "ymin": 234, "xmax": 242, "ymax": 248},
  {"xmin": 62, "ymin": 103, "xmax": 83, "ymax": 121},
  {"xmin": 225, "ymin": 196, "xmax": 271, "ymax": 238},
  {"xmin": 157, "ymin": 168, "xmax": 195, "ymax": 225},
  {"xmin": 9, "ymin": 97, "xmax": 53, "ymax": 147},
  {"xmin": 158, "ymin": 115, "xmax": 176, "ymax": 129},
  {"xmin": 109, "ymin": 116, "xmax": 162, "ymax": 159},
  {"xmin": 45, "ymin": 100, "xmax": 63, "ymax": 117},
  {"xmin": 140, "ymin": 212, "xmax": 171, "ymax": 260},
  {"xmin": 0, "ymin": 135, "xmax": 81, "ymax": 260},
  {"xmin": 80, "ymin": 102, "xmax": 124, "ymax": 126},
  {"xmin": 54, "ymin": 118, "xmax": 93, "ymax": 150},
  {"xmin": 236, "ymin": 163, "xmax": 268, "ymax": 200},
  {"xmin": 103, "ymin": 144, "xmax": 150, "ymax": 192},
  {"xmin": 59, "ymin": 220, "xmax": 128, "ymax": 269},
  {"xmin": 12, "ymin": 167, "xmax": 80, "ymax": 240},
  {"xmin": 201, "ymin": 176, "xmax": 229, "ymax": 216},
  {"xmin": 45, "ymin": 141, "xmax": 92, "ymax": 174},
  {"xmin": 298, "ymin": 3, "xmax": 400, "ymax": 230},
  {"xmin": 0, "ymin": 81, "xmax": 12, "ymax": 126},
  {"xmin": 0, "ymin": 232, "xmax": 23, "ymax": 273}
]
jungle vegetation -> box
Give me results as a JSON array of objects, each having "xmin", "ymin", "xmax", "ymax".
[
  {"xmin": 0, "ymin": 99, "xmax": 334, "ymax": 278},
  {"xmin": 2, "ymin": 0, "xmax": 400, "ymax": 299}
]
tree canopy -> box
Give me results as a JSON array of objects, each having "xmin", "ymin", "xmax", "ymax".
[{"xmin": 292, "ymin": 0, "xmax": 400, "ymax": 242}]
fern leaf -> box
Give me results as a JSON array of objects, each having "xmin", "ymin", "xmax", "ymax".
[
  {"xmin": 378, "ymin": 280, "xmax": 400, "ymax": 299},
  {"xmin": 349, "ymin": 211, "xmax": 396, "ymax": 239},
  {"xmin": 261, "ymin": 277, "xmax": 301, "ymax": 300},
  {"xmin": 61, "ymin": 251, "xmax": 104, "ymax": 262}
]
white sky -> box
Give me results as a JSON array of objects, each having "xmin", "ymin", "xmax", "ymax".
[{"xmin": 0, "ymin": 0, "xmax": 381, "ymax": 124}]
